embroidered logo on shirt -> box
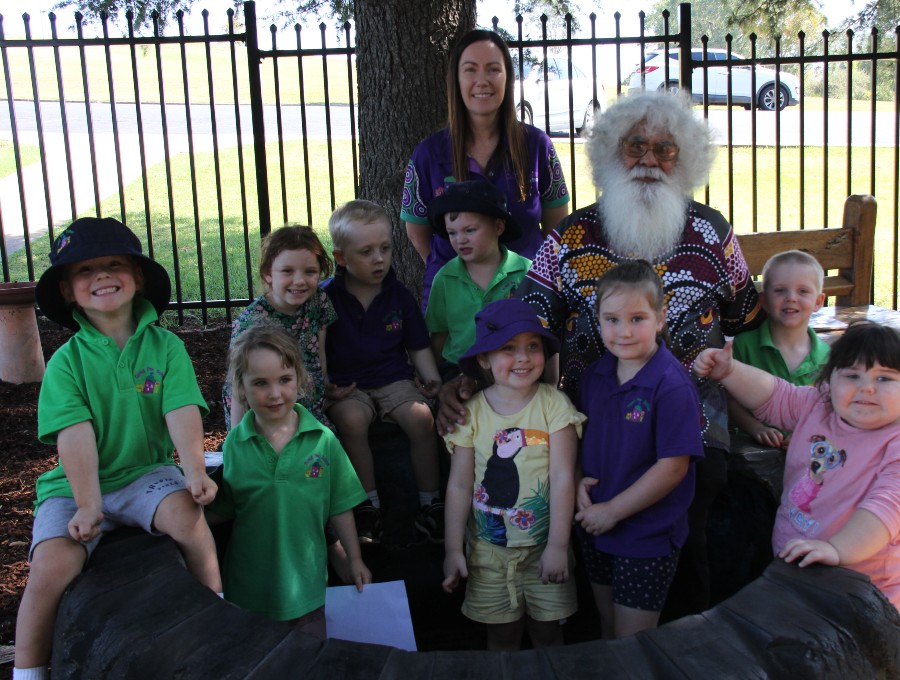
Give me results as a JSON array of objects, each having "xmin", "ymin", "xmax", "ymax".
[
  {"xmin": 304, "ymin": 453, "xmax": 330, "ymax": 478},
  {"xmin": 625, "ymin": 398, "xmax": 649, "ymax": 423},
  {"xmin": 134, "ymin": 367, "xmax": 164, "ymax": 394},
  {"xmin": 384, "ymin": 311, "xmax": 403, "ymax": 332}
]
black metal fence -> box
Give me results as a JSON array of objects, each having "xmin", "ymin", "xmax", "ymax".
[{"xmin": 1, "ymin": 2, "xmax": 898, "ymax": 324}]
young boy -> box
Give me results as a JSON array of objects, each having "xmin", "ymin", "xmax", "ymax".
[
  {"xmin": 730, "ymin": 249, "xmax": 830, "ymax": 448},
  {"xmin": 324, "ymin": 200, "xmax": 444, "ymax": 545},
  {"xmin": 15, "ymin": 217, "xmax": 221, "ymax": 680},
  {"xmin": 425, "ymin": 180, "xmax": 531, "ymax": 378}
]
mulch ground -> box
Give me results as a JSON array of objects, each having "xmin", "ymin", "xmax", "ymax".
[{"xmin": 0, "ymin": 318, "xmax": 232, "ymax": 650}]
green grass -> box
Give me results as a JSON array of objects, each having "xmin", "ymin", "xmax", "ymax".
[
  {"xmin": 0, "ymin": 140, "xmax": 41, "ymax": 178},
  {"xmin": 5, "ymin": 139, "xmax": 898, "ymax": 313}
]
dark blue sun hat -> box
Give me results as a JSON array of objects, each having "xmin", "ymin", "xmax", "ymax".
[
  {"xmin": 35, "ymin": 217, "xmax": 171, "ymax": 330},
  {"xmin": 427, "ymin": 180, "xmax": 522, "ymax": 243}
]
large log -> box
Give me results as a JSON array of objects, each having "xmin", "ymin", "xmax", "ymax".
[{"xmin": 52, "ymin": 528, "xmax": 900, "ymax": 679}]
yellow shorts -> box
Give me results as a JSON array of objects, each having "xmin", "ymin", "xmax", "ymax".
[{"xmin": 461, "ymin": 538, "xmax": 578, "ymax": 624}]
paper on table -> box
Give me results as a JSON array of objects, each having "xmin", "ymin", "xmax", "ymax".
[{"xmin": 325, "ymin": 580, "xmax": 417, "ymax": 651}]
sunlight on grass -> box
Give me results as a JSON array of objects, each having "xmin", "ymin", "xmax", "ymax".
[{"xmin": 0, "ymin": 140, "xmax": 41, "ymax": 179}]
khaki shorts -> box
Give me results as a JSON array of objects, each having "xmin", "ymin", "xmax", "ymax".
[
  {"xmin": 325, "ymin": 379, "xmax": 427, "ymax": 423},
  {"xmin": 461, "ymin": 538, "xmax": 578, "ymax": 624}
]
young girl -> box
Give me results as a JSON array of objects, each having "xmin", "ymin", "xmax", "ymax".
[
  {"xmin": 442, "ymin": 298, "xmax": 585, "ymax": 651},
  {"xmin": 224, "ymin": 225, "xmax": 341, "ymax": 430},
  {"xmin": 574, "ymin": 260, "xmax": 704, "ymax": 639},
  {"xmin": 695, "ymin": 322, "xmax": 900, "ymax": 610},
  {"xmin": 209, "ymin": 325, "xmax": 371, "ymax": 638}
]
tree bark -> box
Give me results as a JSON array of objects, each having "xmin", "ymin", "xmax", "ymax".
[{"xmin": 355, "ymin": 0, "xmax": 476, "ymax": 298}]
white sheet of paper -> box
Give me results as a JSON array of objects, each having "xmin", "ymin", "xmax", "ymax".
[{"xmin": 325, "ymin": 580, "xmax": 417, "ymax": 651}]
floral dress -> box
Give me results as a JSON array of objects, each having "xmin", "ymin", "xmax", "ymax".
[{"xmin": 223, "ymin": 290, "xmax": 337, "ymax": 430}]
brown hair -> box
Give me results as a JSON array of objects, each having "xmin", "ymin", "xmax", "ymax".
[
  {"xmin": 258, "ymin": 225, "xmax": 333, "ymax": 286},
  {"xmin": 446, "ymin": 30, "xmax": 529, "ymax": 202},
  {"xmin": 228, "ymin": 325, "xmax": 308, "ymax": 407},
  {"xmin": 595, "ymin": 259, "xmax": 670, "ymax": 344}
]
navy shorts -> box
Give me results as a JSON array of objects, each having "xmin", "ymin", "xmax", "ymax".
[{"xmin": 579, "ymin": 534, "xmax": 680, "ymax": 611}]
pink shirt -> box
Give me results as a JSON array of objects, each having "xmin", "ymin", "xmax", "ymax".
[{"xmin": 756, "ymin": 378, "xmax": 900, "ymax": 609}]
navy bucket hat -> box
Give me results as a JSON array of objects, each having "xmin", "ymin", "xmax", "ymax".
[
  {"xmin": 35, "ymin": 217, "xmax": 172, "ymax": 330},
  {"xmin": 427, "ymin": 180, "xmax": 522, "ymax": 243},
  {"xmin": 458, "ymin": 298, "xmax": 559, "ymax": 379}
]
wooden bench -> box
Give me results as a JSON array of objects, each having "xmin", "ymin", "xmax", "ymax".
[{"xmin": 738, "ymin": 194, "xmax": 877, "ymax": 305}]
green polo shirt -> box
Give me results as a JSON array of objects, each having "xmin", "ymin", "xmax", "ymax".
[
  {"xmin": 425, "ymin": 247, "xmax": 531, "ymax": 364},
  {"xmin": 732, "ymin": 318, "xmax": 830, "ymax": 386},
  {"xmin": 36, "ymin": 299, "xmax": 209, "ymax": 508},
  {"xmin": 210, "ymin": 405, "xmax": 366, "ymax": 621}
]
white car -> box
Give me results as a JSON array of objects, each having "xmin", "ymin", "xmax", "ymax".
[
  {"xmin": 626, "ymin": 48, "xmax": 801, "ymax": 111},
  {"xmin": 513, "ymin": 57, "xmax": 606, "ymax": 132}
]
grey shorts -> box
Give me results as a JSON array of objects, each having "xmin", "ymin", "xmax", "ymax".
[
  {"xmin": 325, "ymin": 379, "xmax": 428, "ymax": 423},
  {"xmin": 30, "ymin": 466, "xmax": 187, "ymax": 560}
]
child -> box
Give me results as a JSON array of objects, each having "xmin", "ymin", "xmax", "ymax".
[
  {"xmin": 16, "ymin": 217, "xmax": 221, "ymax": 680},
  {"xmin": 694, "ymin": 322, "xmax": 900, "ymax": 611},
  {"xmin": 730, "ymin": 250, "xmax": 829, "ymax": 448},
  {"xmin": 425, "ymin": 180, "xmax": 531, "ymax": 378},
  {"xmin": 574, "ymin": 260, "xmax": 704, "ymax": 639},
  {"xmin": 223, "ymin": 225, "xmax": 338, "ymax": 430},
  {"xmin": 323, "ymin": 200, "xmax": 444, "ymax": 545},
  {"xmin": 209, "ymin": 326, "xmax": 370, "ymax": 637},
  {"xmin": 443, "ymin": 298, "xmax": 585, "ymax": 651}
]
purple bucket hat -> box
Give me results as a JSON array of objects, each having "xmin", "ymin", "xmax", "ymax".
[{"xmin": 458, "ymin": 298, "xmax": 560, "ymax": 378}]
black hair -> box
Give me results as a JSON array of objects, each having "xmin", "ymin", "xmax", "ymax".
[{"xmin": 816, "ymin": 322, "xmax": 900, "ymax": 386}]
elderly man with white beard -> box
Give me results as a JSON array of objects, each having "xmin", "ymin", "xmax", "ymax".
[
  {"xmin": 437, "ymin": 91, "xmax": 763, "ymax": 622},
  {"xmin": 515, "ymin": 91, "xmax": 763, "ymax": 621}
]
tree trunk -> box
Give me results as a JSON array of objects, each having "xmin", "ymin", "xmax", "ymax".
[{"xmin": 355, "ymin": 0, "xmax": 476, "ymax": 298}]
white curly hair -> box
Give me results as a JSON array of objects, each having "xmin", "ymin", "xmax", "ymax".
[{"xmin": 585, "ymin": 90, "xmax": 716, "ymax": 194}]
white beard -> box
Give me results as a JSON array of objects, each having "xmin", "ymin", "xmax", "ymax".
[{"xmin": 598, "ymin": 165, "xmax": 689, "ymax": 261}]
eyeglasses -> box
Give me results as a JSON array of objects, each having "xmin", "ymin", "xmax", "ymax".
[{"xmin": 620, "ymin": 137, "xmax": 680, "ymax": 162}]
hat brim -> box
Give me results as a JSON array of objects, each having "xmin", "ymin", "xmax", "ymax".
[
  {"xmin": 428, "ymin": 193, "xmax": 522, "ymax": 244},
  {"xmin": 36, "ymin": 256, "xmax": 171, "ymax": 330},
  {"xmin": 457, "ymin": 319, "xmax": 560, "ymax": 379}
]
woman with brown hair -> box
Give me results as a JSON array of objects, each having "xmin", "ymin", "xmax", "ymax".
[{"xmin": 401, "ymin": 29, "xmax": 570, "ymax": 308}]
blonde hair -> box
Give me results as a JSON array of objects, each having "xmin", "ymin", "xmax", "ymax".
[
  {"xmin": 328, "ymin": 199, "xmax": 390, "ymax": 251},
  {"xmin": 761, "ymin": 249, "xmax": 825, "ymax": 293},
  {"xmin": 227, "ymin": 325, "xmax": 307, "ymax": 407}
]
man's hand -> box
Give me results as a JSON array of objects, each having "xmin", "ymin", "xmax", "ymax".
[
  {"xmin": 68, "ymin": 504, "xmax": 103, "ymax": 543},
  {"xmin": 436, "ymin": 375, "xmax": 478, "ymax": 435}
]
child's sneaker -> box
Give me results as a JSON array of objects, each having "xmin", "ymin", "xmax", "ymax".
[
  {"xmin": 414, "ymin": 501, "xmax": 445, "ymax": 543},
  {"xmin": 354, "ymin": 500, "xmax": 383, "ymax": 545}
]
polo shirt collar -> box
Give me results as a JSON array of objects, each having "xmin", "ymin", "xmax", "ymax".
[
  {"xmin": 332, "ymin": 266, "xmax": 398, "ymax": 291},
  {"xmin": 597, "ymin": 339, "xmax": 673, "ymax": 390},
  {"xmin": 230, "ymin": 404, "xmax": 323, "ymax": 444}
]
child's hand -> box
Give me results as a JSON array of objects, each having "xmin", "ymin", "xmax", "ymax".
[
  {"xmin": 185, "ymin": 472, "xmax": 218, "ymax": 506},
  {"xmin": 325, "ymin": 382, "xmax": 357, "ymax": 401},
  {"xmin": 575, "ymin": 502, "xmax": 619, "ymax": 536},
  {"xmin": 349, "ymin": 556, "xmax": 372, "ymax": 592},
  {"xmin": 750, "ymin": 424, "xmax": 785, "ymax": 449},
  {"xmin": 538, "ymin": 544, "xmax": 569, "ymax": 584},
  {"xmin": 442, "ymin": 550, "xmax": 468, "ymax": 593},
  {"xmin": 779, "ymin": 538, "xmax": 840, "ymax": 567},
  {"xmin": 693, "ymin": 341, "xmax": 735, "ymax": 381},
  {"xmin": 417, "ymin": 379, "xmax": 441, "ymax": 399},
  {"xmin": 576, "ymin": 476, "xmax": 599, "ymax": 511},
  {"xmin": 68, "ymin": 504, "xmax": 103, "ymax": 543}
]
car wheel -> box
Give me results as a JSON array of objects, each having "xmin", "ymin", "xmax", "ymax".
[
  {"xmin": 757, "ymin": 84, "xmax": 789, "ymax": 111},
  {"xmin": 518, "ymin": 102, "xmax": 533, "ymax": 125},
  {"xmin": 659, "ymin": 80, "xmax": 680, "ymax": 94},
  {"xmin": 578, "ymin": 101, "xmax": 600, "ymax": 132}
]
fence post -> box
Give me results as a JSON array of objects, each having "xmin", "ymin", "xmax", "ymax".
[
  {"xmin": 678, "ymin": 3, "xmax": 692, "ymax": 94},
  {"xmin": 244, "ymin": 1, "xmax": 271, "ymax": 237}
]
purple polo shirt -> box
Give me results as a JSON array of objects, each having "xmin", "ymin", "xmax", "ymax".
[
  {"xmin": 400, "ymin": 125, "xmax": 570, "ymax": 305},
  {"xmin": 323, "ymin": 268, "xmax": 431, "ymax": 390},
  {"xmin": 578, "ymin": 341, "xmax": 704, "ymax": 558}
]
